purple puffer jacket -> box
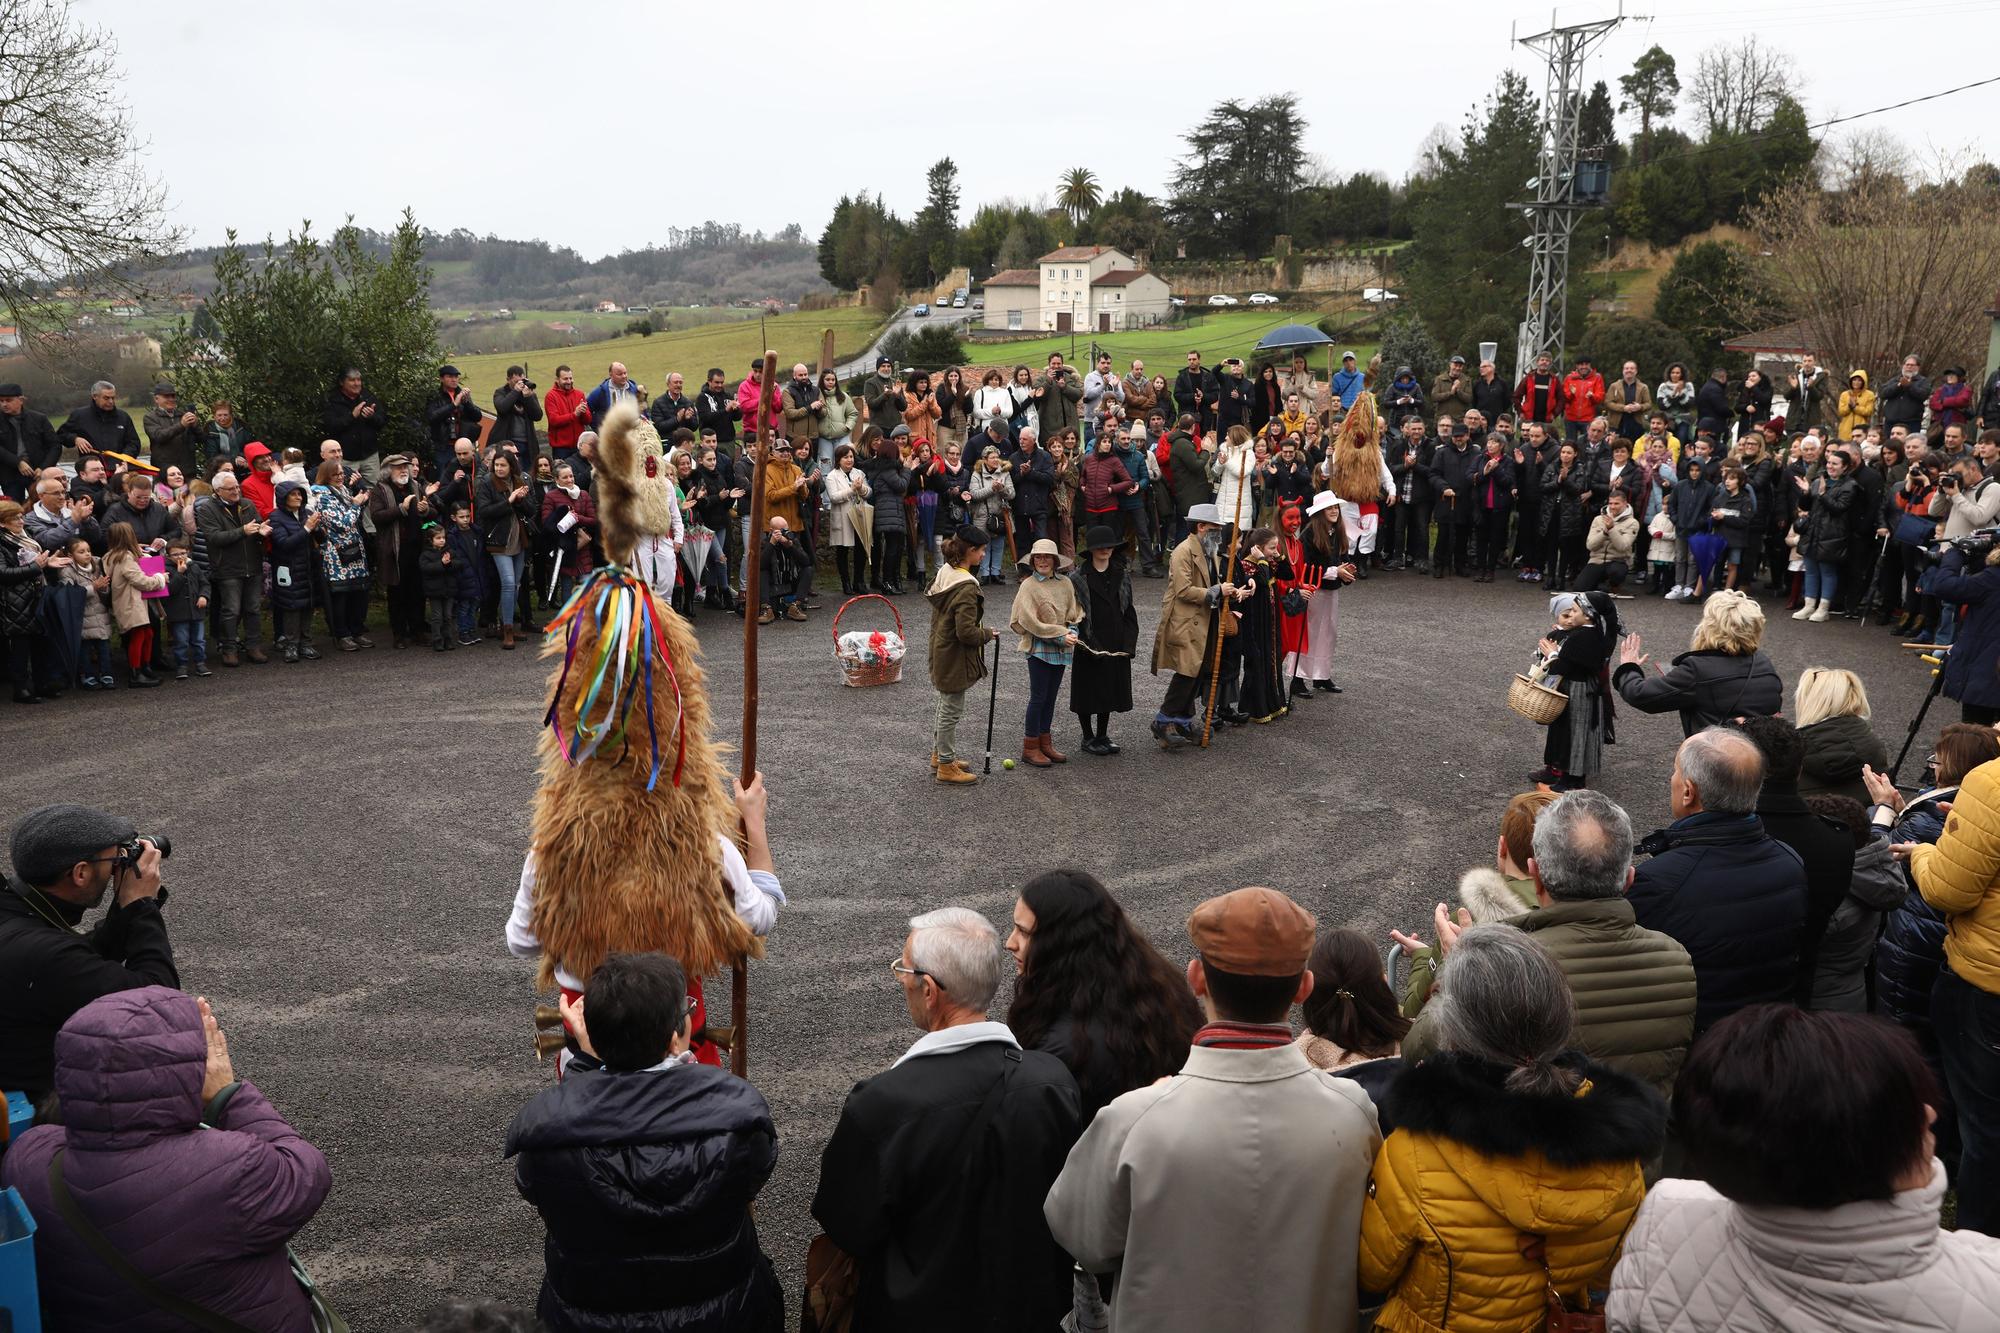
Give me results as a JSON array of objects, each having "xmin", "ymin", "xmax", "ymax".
[{"xmin": 0, "ymin": 986, "xmax": 332, "ymax": 1331}]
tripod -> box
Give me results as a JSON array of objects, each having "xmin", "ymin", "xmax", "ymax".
[{"xmin": 1887, "ymin": 646, "xmax": 1950, "ymax": 790}]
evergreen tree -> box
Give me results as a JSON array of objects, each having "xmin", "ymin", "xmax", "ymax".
[
  {"xmin": 1617, "ymin": 45, "xmax": 1680, "ymax": 165},
  {"xmin": 1168, "ymin": 95, "xmax": 1308, "ymax": 258},
  {"xmin": 913, "ymin": 158, "xmax": 961, "ymax": 287}
]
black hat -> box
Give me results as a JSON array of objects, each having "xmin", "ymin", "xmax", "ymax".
[
  {"xmin": 438, "ymin": 364, "xmax": 461, "ymax": 377},
  {"xmin": 954, "ymin": 523, "xmax": 991, "ymax": 548},
  {"xmin": 0, "ymin": 383, "xmax": 21, "ymax": 397},
  {"xmin": 985, "ymin": 417, "xmax": 1008, "ymax": 433},
  {"xmin": 10, "ymin": 803, "xmax": 135, "ymax": 887},
  {"xmin": 1450, "ymin": 354, "xmax": 1466, "ymax": 365},
  {"xmin": 152, "ymin": 382, "xmax": 177, "ymax": 396},
  {"xmin": 1084, "ymin": 524, "xmax": 1121, "ymax": 551},
  {"xmin": 876, "ymin": 355, "xmax": 892, "ymax": 368}
]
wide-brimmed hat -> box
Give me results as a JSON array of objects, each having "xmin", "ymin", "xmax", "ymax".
[
  {"xmin": 1083, "ymin": 524, "xmax": 1121, "ymax": 551},
  {"xmin": 1185, "ymin": 502, "xmax": 1222, "ymax": 526},
  {"xmin": 1017, "ymin": 537, "xmax": 1072, "ymax": 571},
  {"xmin": 1304, "ymin": 490, "xmax": 1340, "ymax": 519}
]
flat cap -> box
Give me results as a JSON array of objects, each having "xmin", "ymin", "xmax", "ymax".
[
  {"xmin": 438, "ymin": 364, "xmax": 461, "ymax": 377},
  {"xmin": 0, "ymin": 383, "xmax": 21, "ymax": 397},
  {"xmin": 152, "ymin": 382, "xmax": 177, "ymax": 396},
  {"xmin": 1188, "ymin": 886, "xmax": 1315, "ymax": 977},
  {"xmin": 953, "ymin": 523, "xmax": 991, "ymax": 548},
  {"xmin": 11, "ymin": 803, "xmax": 135, "ymax": 887}
]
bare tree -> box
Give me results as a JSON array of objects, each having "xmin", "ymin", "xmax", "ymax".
[
  {"xmin": 1686, "ymin": 36, "xmax": 1797, "ymax": 138},
  {"xmin": 1409, "ymin": 123, "xmax": 1460, "ymax": 181},
  {"xmin": 0, "ymin": 0, "xmax": 181, "ymax": 348},
  {"xmin": 1820, "ymin": 128, "xmax": 1911, "ymax": 195},
  {"xmin": 1734, "ymin": 173, "xmax": 2000, "ymax": 383}
]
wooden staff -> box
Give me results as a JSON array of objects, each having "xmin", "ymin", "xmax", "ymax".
[
  {"xmin": 732, "ymin": 350, "xmax": 777, "ymax": 1079},
  {"xmin": 1200, "ymin": 444, "xmax": 1250, "ymax": 748}
]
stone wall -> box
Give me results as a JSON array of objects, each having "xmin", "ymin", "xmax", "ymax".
[{"xmin": 1157, "ymin": 254, "xmax": 1388, "ymax": 297}]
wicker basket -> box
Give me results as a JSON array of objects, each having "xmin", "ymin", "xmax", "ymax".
[
  {"xmin": 1508, "ymin": 672, "xmax": 1569, "ymax": 725},
  {"xmin": 832, "ymin": 594, "xmax": 905, "ymax": 688}
]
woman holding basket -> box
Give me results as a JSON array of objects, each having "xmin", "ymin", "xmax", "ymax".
[{"xmin": 1530, "ymin": 590, "xmax": 1617, "ymax": 792}]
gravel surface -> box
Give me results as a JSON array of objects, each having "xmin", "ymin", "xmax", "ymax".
[{"xmin": 0, "ymin": 568, "xmax": 1941, "ymax": 1330}]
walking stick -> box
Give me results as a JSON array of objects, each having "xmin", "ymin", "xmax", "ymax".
[
  {"xmin": 983, "ymin": 634, "xmax": 1001, "ymax": 773},
  {"xmin": 731, "ymin": 350, "xmax": 778, "ymax": 1080},
  {"xmin": 1845, "ymin": 532, "xmax": 1891, "ymax": 622},
  {"xmin": 1200, "ymin": 448, "xmax": 1250, "ymax": 747}
]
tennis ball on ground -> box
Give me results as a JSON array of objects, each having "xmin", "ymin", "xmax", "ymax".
[{"xmin": 1003, "ymin": 758, "xmax": 1015, "ymax": 770}]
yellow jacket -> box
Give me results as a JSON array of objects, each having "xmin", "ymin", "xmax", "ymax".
[
  {"xmin": 1838, "ymin": 372, "xmax": 1876, "ymax": 441},
  {"xmin": 1359, "ymin": 1053, "xmax": 1661, "ymax": 1333},
  {"xmin": 1909, "ymin": 757, "xmax": 2000, "ymax": 992}
]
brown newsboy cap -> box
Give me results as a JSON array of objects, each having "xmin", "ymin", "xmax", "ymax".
[{"xmin": 1187, "ymin": 886, "xmax": 1316, "ymax": 977}]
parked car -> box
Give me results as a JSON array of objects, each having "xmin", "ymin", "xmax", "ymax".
[
  {"xmin": 1169, "ymin": 297, "xmax": 1186, "ymax": 308},
  {"xmin": 972, "ymin": 298, "xmax": 985, "ymax": 310},
  {"xmin": 1248, "ymin": 292, "xmax": 1279, "ymax": 305},
  {"xmin": 1207, "ymin": 294, "xmax": 1239, "ymax": 306},
  {"xmin": 952, "ymin": 296, "xmax": 965, "ymax": 307},
  {"xmin": 1362, "ymin": 287, "xmax": 1401, "ymax": 304},
  {"xmin": 914, "ymin": 303, "xmax": 930, "ymax": 317}
]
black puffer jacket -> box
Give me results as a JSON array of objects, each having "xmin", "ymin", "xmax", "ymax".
[
  {"xmin": 1798, "ymin": 473, "xmax": 1858, "ymax": 563},
  {"xmin": 1612, "ymin": 648, "xmax": 1783, "ymax": 737},
  {"xmin": 507, "ymin": 1062, "xmax": 783, "ymax": 1333},
  {"xmin": 1796, "ymin": 713, "xmax": 1890, "ymax": 804},
  {"xmin": 1873, "ymin": 791, "xmax": 1954, "ymax": 1037},
  {"xmin": 0, "ymin": 529, "xmax": 44, "ymax": 635}
]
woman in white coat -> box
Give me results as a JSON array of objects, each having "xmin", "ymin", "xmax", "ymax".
[
  {"xmin": 1609, "ymin": 1003, "xmax": 2000, "ymax": 1332},
  {"xmin": 823, "ymin": 442, "xmax": 872, "ymax": 595},
  {"xmin": 1210, "ymin": 425, "xmax": 1259, "ymax": 532}
]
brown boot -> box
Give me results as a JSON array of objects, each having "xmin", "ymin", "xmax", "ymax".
[
  {"xmin": 1021, "ymin": 737, "xmax": 1052, "ymax": 768},
  {"xmin": 1038, "ymin": 732, "xmax": 1068, "ymax": 764},
  {"xmin": 502, "ymin": 622, "xmax": 517, "ymax": 651},
  {"xmin": 929, "ymin": 751, "xmax": 939, "ymax": 771},
  {"xmin": 935, "ymin": 759, "xmax": 978, "ymax": 785}
]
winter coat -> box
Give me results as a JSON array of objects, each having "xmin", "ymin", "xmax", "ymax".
[
  {"xmin": 445, "ymin": 524, "xmax": 486, "ymax": 600},
  {"xmin": 57, "ymin": 400, "xmax": 142, "ymax": 457},
  {"xmin": 1152, "ymin": 531, "xmax": 1222, "ymax": 679},
  {"xmin": 814, "ymin": 1037, "xmax": 1081, "ymax": 1333},
  {"xmin": 1211, "ymin": 443, "xmax": 1257, "ymax": 525},
  {"xmin": 967, "ymin": 463, "xmax": 1014, "ymax": 534},
  {"xmin": 545, "ymin": 385, "xmax": 591, "ymax": 453},
  {"xmin": 1707, "ymin": 483, "xmax": 1758, "ymax": 550},
  {"xmin": 1930, "ymin": 548, "xmax": 2000, "ymax": 710},
  {"xmin": 1047, "ymin": 1041, "xmax": 1378, "ymax": 1333},
  {"xmin": 367, "ymin": 476, "xmax": 434, "ymax": 585},
  {"xmin": 816, "ymin": 391, "xmax": 858, "ymax": 443},
  {"xmin": 1515, "ymin": 372, "xmax": 1561, "ymax": 424},
  {"xmin": 864, "ymin": 458, "xmax": 909, "ymax": 535},
  {"xmin": 1873, "ymin": 790, "xmax": 1956, "ymax": 1036},
  {"xmin": 1796, "ymin": 713, "xmax": 1890, "ymax": 804},
  {"xmin": 472, "ymin": 475, "xmax": 534, "ymax": 554},
  {"xmin": 418, "ymin": 547, "xmax": 452, "ymax": 599},
  {"xmin": 1906, "ymin": 755, "xmax": 2000, "ymax": 995},
  {"xmin": 1586, "ymin": 508, "xmax": 1640, "ymax": 565},
  {"xmin": 1011, "ymin": 447, "xmax": 1055, "ymax": 521},
  {"xmin": 1880, "ymin": 370, "xmax": 1931, "ymax": 431},
  {"xmin": 899, "ymin": 388, "xmax": 941, "ymax": 442},
  {"xmin": 161, "ymin": 559, "xmax": 208, "ymax": 623},
  {"xmin": 1668, "ymin": 475, "xmax": 1715, "ymax": 537},
  {"xmin": 194, "ymin": 494, "xmax": 264, "ymax": 581},
  {"xmin": 321, "ymin": 387, "xmax": 385, "ymax": 460},
  {"xmin": 264, "ymin": 484, "xmax": 318, "ymax": 613},
  {"xmin": 491, "ymin": 383, "xmax": 544, "ymax": 452},
  {"xmin": 0, "ymin": 407, "xmax": 61, "ymax": 500},
  {"xmin": 0, "ymin": 987, "xmax": 331, "ymax": 1333},
  {"xmin": 1077, "ymin": 451, "xmax": 1136, "ymax": 513},
  {"xmin": 1798, "ymin": 473, "xmax": 1858, "ymax": 562},
  {"xmin": 1166, "ymin": 431, "xmax": 1211, "ymax": 516},
  {"xmin": 823, "ymin": 465, "xmax": 870, "ymax": 548},
  {"xmin": 1426, "ymin": 441, "xmax": 1483, "ymax": 521},
  {"xmin": 425, "ymin": 387, "xmax": 485, "ymax": 454},
  {"xmin": 1754, "ymin": 784, "xmax": 1859, "ymax": 1004},
  {"xmin": 141, "ymin": 404, "xmax": 202, "ymax": 479},
  {"xmin": 1606, "ymin": 376, "xmax": 1654, "ymax": 432},
  {"xmin": 507, "ymin": 1061, "xmax": 783, "ymax": 1333},
  {"xmin": 307, "ymin": 486, "xmax": 369, "ymax": 587},
  {"xmin": 55, "ymin": 559, "xmax": 112, "ymax": 639},
  {"xmin": 1383, "ymin": 375, "xmax": 1425, "ymax": 429},
  {"xmin": 0, "ymin": 528, "xmax": 45, "ymax": 635},
  {"xmin": 1809, "ymin": 834, "xmax": 1904, "ymax": 1012},
  {"xmin": 541, "ymin": 485, "xmax": 598, "ymax": 578},
  {"xmin": 105, "ymin": 549, "xmax": 166, "ymax": 632},
  {"xmin": 1612, "ymin": 648, "xmax": 1783, "ymax": 737},
  {"xmin": 1629, "ymin": 812, "xmax": 1807, "ymax": 1033},
  {"xmin": 1736, "ymin": 378, "xmax": 1773, "ymax": 433},
  {"xmin": 861, "ymin": 373, "xmax": 904, "ymax": 435},
  {"xmin": 1359, "ymin": 1052, "xmax": 1662, "ymax": 1333},
  {"xmin": 102, "ymin": 496, "xmax": 177, "ymax": 550},
  {"xmin": 1429, "ymin": 370, "xmax": 1473, "ymax": 421},
  {"xmin": 1694, "ymin": 376, "xmax": 1733, "ymax": 433},
  {"xmin": 1929, "ymin": 377, "xmax": 1973, "ymax": 429},
  {"xmin": 1837, "ymin": 373, "xmax": 1876, "ymax": 439},
  {"xmin": 1608, "ymin": 1160, "xmax": 2000, "ymax": 1333},
  {"xmin": 1562, "ymin": 369, "xmax": 1606, "ymax": 425},
  {"xmin": 1655, "ymin": 378, "xmax": 1696, "ymax": 428},
  {"xmin": 1538, "ymin": 461, "xmax": 1590, "ymax": 539},
  {"xmin": 1035, "ymin": 370, "xmax": 1084, "ymax": 439},
  {"xmin": 927, "ymin": 565, "xmax": 989, "ymax": 693}
]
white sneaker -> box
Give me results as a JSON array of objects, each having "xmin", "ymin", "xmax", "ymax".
[
  {"xmin": 1809, "ymin": 600, "xmax": 1832, "ymax": 622},
  {"xmin": 1666, "ymin": 585, "xmax": 1686, "ymax": 601}
]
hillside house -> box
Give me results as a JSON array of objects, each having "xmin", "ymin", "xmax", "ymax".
[{"xmin": 980, "ymin": 246, "xmax": 1172, "ymax": 333}]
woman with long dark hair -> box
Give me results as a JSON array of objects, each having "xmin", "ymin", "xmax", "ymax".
[
  {"xmin": 1297, "ymin": 927, "xmax": 1410, "ymax": 1128},
  {"xmin": 1004, "ymin": 869, "xmax": 1202, "ymax": 1117}
]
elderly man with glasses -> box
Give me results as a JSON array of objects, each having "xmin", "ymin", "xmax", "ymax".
[{"xmin": 812, "ymin": 907, "xmax": 1082, "ymax": 1331}]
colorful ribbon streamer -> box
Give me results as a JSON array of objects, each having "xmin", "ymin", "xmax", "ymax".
[{"xmin": 542, "ymin": 564, "xmax": 688, "ymax": 791}]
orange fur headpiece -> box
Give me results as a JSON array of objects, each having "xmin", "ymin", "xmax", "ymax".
[{"xmin": 1330, "ymin": 392, "xmax": 1385, "ymax": 503}]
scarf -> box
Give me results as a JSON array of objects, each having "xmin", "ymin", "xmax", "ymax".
[
  {"xmin": 560, "ymin": 484, "xmax": 580, "ymax": 499},
  {"xmin": 1193, "ymin": 1020, "xmax": 1294, "ymax": 1050}
]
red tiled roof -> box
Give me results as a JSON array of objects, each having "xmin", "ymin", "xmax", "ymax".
[
  {"xmin": 1038, "ymin": 246, "xmax": 1115, "ymax": 262},
  {"xmin": 984, "ymin": 269, "xmax": 1041, "ymax": 287},
  {"xmin": 1091, "ymin": 269, "xmax": 1156, "ymax": 287}
]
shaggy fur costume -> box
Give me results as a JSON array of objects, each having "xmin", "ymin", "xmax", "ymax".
[
  {"xmin": 1330, "ymin": 392, "xmax": 1386, "ymax": 504},
  {"xmin": 526, "ymin": 400, "xmax": 756, "ymax": 990}
]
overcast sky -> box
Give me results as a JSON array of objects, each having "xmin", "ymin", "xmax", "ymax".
[{"xmin": 82, "ymin": 0, "xmax": 2000, "ymax": 259}]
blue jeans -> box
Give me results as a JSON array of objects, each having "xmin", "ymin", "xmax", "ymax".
[
  {"xmin": 1933, "ymin": 967, "xmax": 2000, "ymax": 1234},
  {"xmin": 1025, "ymin": 656, "xmax": 1064, "ymax": 737},
  {"xmin": 1802, "ymin": 557, "xmax": 1839, "ymax": 603},
  {"xmin": 81, "ymin": 637, "xmax": 113, "ymax": 680},
  {"xmin": 980, "ymin": 535, "xmax": 1005, "ymax": 578},
  {"xmin": 491, "ymin": 550, "xmax": 524, "ymax": 624},
  {"xmin": 170, "ymin": 620, "xmax": 206, "ymax": 665},
  {"xmin": 456, "ymin": 600, "xmax": 477, "ymax": 634}
]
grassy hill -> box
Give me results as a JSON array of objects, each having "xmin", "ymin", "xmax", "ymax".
[
  {"xmin": 966, "ymin": 306, "xmax": 1379, "ymax": 377},
  {"xmin": 450, "ymin": 307, "xmax": 887, "ymax": 402}
]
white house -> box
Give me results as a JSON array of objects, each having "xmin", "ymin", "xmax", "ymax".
[{"xmin": 980, "ymin": 246, "xmax": 1173, "ymax": 333}]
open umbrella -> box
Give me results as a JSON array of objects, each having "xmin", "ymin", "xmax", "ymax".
[
  {"xmin": 680, "ymin": 526, "xmax": 714, "ymax": 588},
  {"xmin": 1253, "ymin": 323, "xmax": 1336, "ymax": 355}
]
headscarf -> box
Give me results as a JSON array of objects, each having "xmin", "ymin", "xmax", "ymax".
[{"xmin": 1548, "ymin": 591, "xmax": 1587, "ymax": 621}]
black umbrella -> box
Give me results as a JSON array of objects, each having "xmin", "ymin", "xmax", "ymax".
[{"xmin": 40, "ymin": 581, "xmax": 84, "ymax": 683}]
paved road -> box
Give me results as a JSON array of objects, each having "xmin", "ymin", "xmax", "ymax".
[
  {"xmin": 0, "ymin": 570, "xmax": 1942, "ymax": 1330},
  {"xmin": 833, "ymin": 303, "xmax": 978, "ymax": 378}
]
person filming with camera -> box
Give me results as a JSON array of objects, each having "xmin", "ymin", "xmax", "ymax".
[
  {"xmin": 0, "ymin": 804, "xmax": 178, "ymax": 1104},
  {"xmin": 1923, "ymin": 455, "xmax": 2000, "ymax": 647}
]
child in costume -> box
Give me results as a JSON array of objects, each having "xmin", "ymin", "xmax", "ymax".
[{"xmin": 507, "ymin": 401, "xmax": 784, "ymax": 1070}]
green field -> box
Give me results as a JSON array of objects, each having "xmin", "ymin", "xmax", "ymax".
[
  {"xmin": 450, "ymin": 307, "xmax": 888, "ymax": 401},
  {"xmin": 964, "ymin": 307, "xmax": 1378, "ymax": 377}
]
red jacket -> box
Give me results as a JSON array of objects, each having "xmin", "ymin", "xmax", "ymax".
[
  {"xmin": 1562, "ymin": 370, "xmax": 1606, "ymax": 425},
  {"xmin": 1515, "ymin": 373, "xmax": 1561, "ymax": 423},
  {"xmin": 545, "ymin": 386, "xmax": 589, "ymax": 452},
  {"xmin": 240, "ymin": 443, "xmax": 276, "ymax": 516},
  {"xmin": 736, "ymin": 376, "xmax": 783, "ymax": 441}
]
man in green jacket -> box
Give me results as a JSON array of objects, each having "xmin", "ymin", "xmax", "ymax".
[
  {"xmin": 927, "ymin": 525, "xmax": 1000, "ymax": 785},
  {"xmin": 1404, "ymin": 789, "xmax": 1696, "ymax": 1100}
]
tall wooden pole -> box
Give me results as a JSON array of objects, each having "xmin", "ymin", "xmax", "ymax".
[
  {"xmin": 732, "ymin": 350, "xmax": 777, "ymax": 1079},
  {"xmin": 1200, "ymin": 444, "xmax": 1250, "ymax": 748}
]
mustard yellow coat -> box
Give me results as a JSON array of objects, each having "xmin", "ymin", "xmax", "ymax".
[
  {"xmin": 1909, "ymin": 756, "xmax": 2000, "ymax": 993},
  {"xmin": 1358, "ymin": 1052, "xmax": 1662, "ymax": 1333}
]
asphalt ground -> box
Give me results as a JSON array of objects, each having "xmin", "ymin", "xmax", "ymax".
[{"xmin": 0, "ymin": 561, "xmax": 1944, "ymax": 1330}]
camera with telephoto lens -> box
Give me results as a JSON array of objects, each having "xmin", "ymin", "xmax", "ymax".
[
  {"xmin": 116, "ymin": 834, "xmax": 170, "ymax": 867},
  {"xmin": 1947, "ymin": 527, "xmax": 2000, "ymax": 561}
]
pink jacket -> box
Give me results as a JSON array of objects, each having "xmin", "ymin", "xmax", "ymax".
[{"xmin": 736, "ymin": 376, "xmax": 784, "ymax": 442}]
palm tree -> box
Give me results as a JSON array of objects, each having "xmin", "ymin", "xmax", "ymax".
[{"xmin": 1058, "ymin": 168, "xmax": 1101, "ymax": 227}]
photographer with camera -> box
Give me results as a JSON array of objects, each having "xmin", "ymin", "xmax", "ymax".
[
  {"xmin": 0, "ymin": 805, "xmax": 177, "ymax": 1102},
  {"xmin": 491, "ymin": 365, "xmax": 543, "ymax": 466},
  {"xmin": 1920, "ymin": 456, "xmax": 2000, "ymax": 646}
]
